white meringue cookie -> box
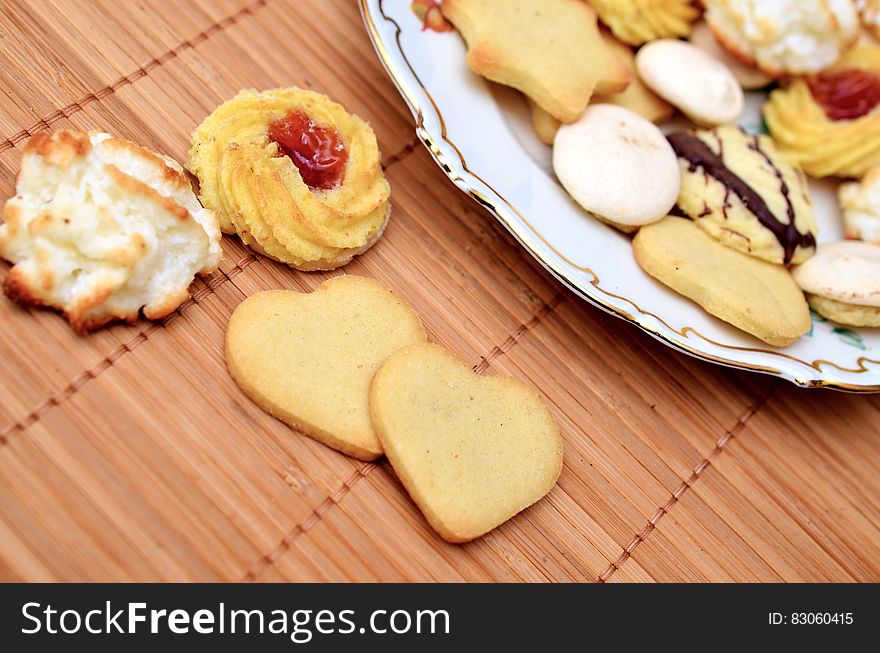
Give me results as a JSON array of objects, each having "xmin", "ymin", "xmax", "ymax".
[
  {"xmin": 793, "ymin": 241, "xmax": 880, "ymax": 307},
  {"xmin": 636, "ymin": 39, "xmax": 744, "ymax": 126},
  {"xmin": 552, "ymin": 104, "xmax": 680, "ymax": 226}
]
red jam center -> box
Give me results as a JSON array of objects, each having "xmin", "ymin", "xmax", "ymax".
[
  {"xmin": 268, "ymin": 110, "xmax": 347, "ymax": 190},
  {"xmin": 808, "ymin": 69, "xmax": 880, "ymax": 121}
]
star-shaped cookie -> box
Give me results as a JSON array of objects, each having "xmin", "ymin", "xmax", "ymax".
[{"xmin": 442, "ymin": 0, "xmax": 631, "ymax": 123}]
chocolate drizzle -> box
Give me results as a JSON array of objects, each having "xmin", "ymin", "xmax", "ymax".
[{"xmin": 667, "ymin": 131, "xmax": 815, "ymax": 264}]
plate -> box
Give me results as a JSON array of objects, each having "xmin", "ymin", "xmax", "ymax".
[{"xmin": 361, "ymin": 0, "xmax": 880, "ymax": 392}]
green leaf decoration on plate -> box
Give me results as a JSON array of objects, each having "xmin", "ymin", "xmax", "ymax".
[
  {"xmin": 832, "ymin": 327, "xmax": 866, "ymax": 351},
  {"xmin": 744, "ymin": 118, "xmax": 770, "ymax": 136}
]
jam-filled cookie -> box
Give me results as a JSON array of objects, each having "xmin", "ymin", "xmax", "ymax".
[
  {"xmin": 668, "ymin": 126, "xmax": 817, "ymax": 265},
  {"xmin": 763, "ymin": 45, "xmax": 880, "ymax": 178},
  {"xmin": 589, "ymin": 0, "xmax": 700, "ymax": 46},
  {"xmin": 188, "ymin": 88, "xmax": 390, "ymax": 271}
]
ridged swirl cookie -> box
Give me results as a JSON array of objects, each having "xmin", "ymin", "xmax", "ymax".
[
  {"xmin": 668, "ymin": 126, "xmax": 817, "ymax": 266},
  {"xmin": 763, "ymin": 45, "xmax": 880, "ymax": 178},
  {"xmin": 590, "ymin": 0, "xmax": 700, "ymax": 46},
  {"xmin": 188, "ymin": 88, "xmax": 390, "ymax": 271}
]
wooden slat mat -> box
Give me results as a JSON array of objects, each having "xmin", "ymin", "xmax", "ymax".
[{"xmin": 0, "ymin": 0, "xmax": 877, "ymax": 582}]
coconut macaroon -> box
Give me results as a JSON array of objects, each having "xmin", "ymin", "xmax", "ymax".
[
  {"xmin": 840, "ymin": 165, "xmax": 880, "ymax": 244},
  {"xmin": 703, "ymin": 0, "xmax": 859, "ymax": 77},
  {"xmin": 688, "ymin": 21, "xmax": 773, "ymax": 90},
  {"xmin": 857, "ymin": 0, "xmax": 880, "ymax": 39},
  {"xmin": 793, "ymin": 241, "xmax": 880, "ymax": 327},
  {"xmin": 0, "ymin": 130, "xmax": 221, "ymax": 333}
]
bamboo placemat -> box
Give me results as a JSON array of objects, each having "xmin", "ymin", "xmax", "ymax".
[{"xmin": 0, "ymin": 0, "xmax": 877, "ymax": 582}]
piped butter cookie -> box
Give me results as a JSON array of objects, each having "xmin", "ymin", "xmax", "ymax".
[
  {"xmin": 668, "ymin": 126, "xmax": 817, "ymax": 265},
  {"xmin": 442, "ymin": 0, "xmax": 631, "ymax": 123},
  {"xmin": 793, "ymin": 241, "xmax": 880, "ymax": 327},
  {"xmin": 763, "ymin": 45, "xmax": 880, "ymax": 179},
  {"xmin": 634, "ymin": 217, "xmax": 811, "ymax": 347},
  {"xmin": 225, "ymin": 276, "xmax": 426, "ymax": 460},
  {"xmin": 590, "ymin": 0, "xmax": 700, "ymax": 46},
  {"xmin": 370, "ymin": 342, "xmax": 563, "ymax": 543},
  {"xmin": 189, "ymin": 88, "xmax": 391, "ymax": 271}
]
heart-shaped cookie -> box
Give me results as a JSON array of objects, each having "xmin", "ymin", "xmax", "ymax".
[
  {"xmin": 225, "ymin": 275, "xmax": 426, "ymax": 460},
  {"xmin": 370, "ymin": 342, "xmax": 563, "ymax": 543}
]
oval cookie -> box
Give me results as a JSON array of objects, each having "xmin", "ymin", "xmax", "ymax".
[
  {"xmin": 225, "ymin": 276, "xmax": 426, "ymax": 460},
  {"xmin": 633, "ymin": 217, "xmax": 811, "ymax": 347}
]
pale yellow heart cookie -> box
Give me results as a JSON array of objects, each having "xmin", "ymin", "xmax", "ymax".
[
  {"xmin": 225, "ymin": 276, "xmax": 426, "ymax": 460},
  {"xmin": 370, "ymin": 342, "xmax": 563, "ymax": 543}
]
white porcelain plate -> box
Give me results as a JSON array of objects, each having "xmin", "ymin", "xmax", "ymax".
[{"xmin": 361, "ymin": 0, "xmax": 880, "ymax": 392}]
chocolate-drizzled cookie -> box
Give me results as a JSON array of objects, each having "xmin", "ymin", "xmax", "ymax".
[{"xmin": 668, "ymin": 125, "xmax": 818, "ymax": 266}]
